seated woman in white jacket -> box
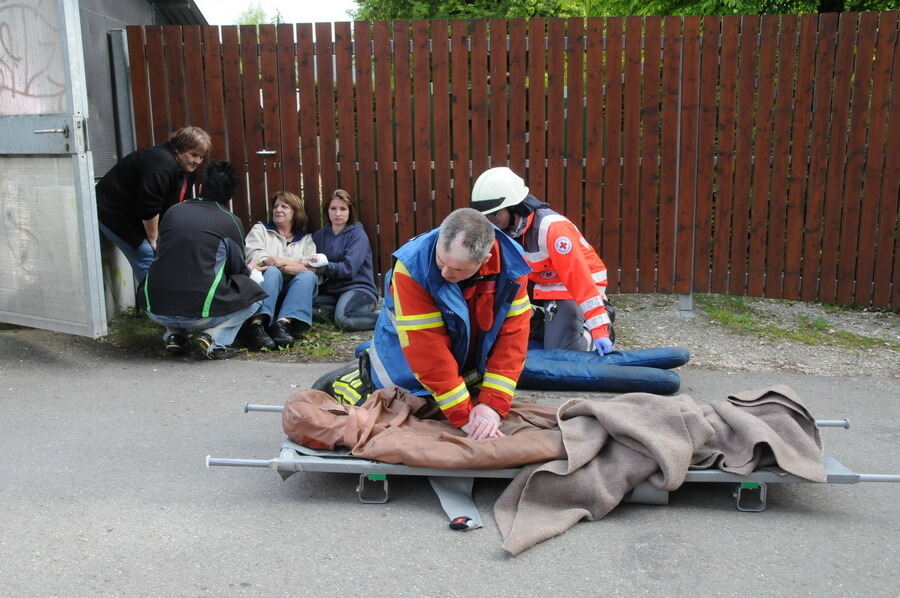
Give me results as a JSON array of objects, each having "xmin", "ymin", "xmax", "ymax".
[{"xmin": 242, "ymin": 191, "xmax": 317, "ymax": 349}]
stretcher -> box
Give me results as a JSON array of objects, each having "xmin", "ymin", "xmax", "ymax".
[{"xmin": 207, "ymin": 402, "xmax": 900, "ymax": 530}]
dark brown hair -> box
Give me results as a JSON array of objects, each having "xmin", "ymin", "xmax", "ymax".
[{"xmin": 327, "ymin": 189, "xmax": 356, "ymax": 225}]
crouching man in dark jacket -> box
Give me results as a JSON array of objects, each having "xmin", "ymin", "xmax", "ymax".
[{"xmin": 137, "ymin": 160, "xmax": 266, "ymax": 359}]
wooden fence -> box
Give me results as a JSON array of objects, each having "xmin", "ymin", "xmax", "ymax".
[{"xmin": 126, "ymin": 12, "xmax": 899, "ymax": 307}]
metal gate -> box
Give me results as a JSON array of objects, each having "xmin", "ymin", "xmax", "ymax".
[{"xmin": 0, "ymin": 0, "xmax": 106, "ymax": 337}]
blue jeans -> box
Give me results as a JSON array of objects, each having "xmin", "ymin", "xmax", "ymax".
[
  {"xmin": 147, "ymin": 301, "xmax": 262, "ymax": 349},
  {"xmin": 98, "ymin": 222, "xmax": 156, "ymax": 283},
  {"xmin": 255, "ymin": 268, "xmax": 317, "ymax": 328},
  {"xmin": 313, "ymin": 290, "xmax": 378, "ymax": 330}
]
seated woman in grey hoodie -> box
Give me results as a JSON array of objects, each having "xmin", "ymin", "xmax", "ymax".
[{"xmin": 311, "ymin": 189, "xmax": 378, "ymax": 330}]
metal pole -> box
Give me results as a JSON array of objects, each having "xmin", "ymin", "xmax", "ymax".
[
  {"xmin": 244, "ymin": 403, "xmax": 284, "ymax": 413},
  {"xmin": 815, "ymin": 419, "xmax": 850, "ymax": 429},
  {"xmin": 206, "ymin": 456, "xmax": 273, "ymax": 468},
  {"xmin": 857, "ymin": 474, "xmax": 900, "ymax": 483}
]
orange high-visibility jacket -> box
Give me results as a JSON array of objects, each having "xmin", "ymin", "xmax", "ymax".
[{"xmin": 519, "ymin": 208, "xmax": 611, "ymax": 340}]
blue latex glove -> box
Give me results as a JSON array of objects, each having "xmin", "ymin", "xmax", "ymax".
[{"xmin": 594, "ymin": 337, "xmax": 614, "ymax": 356}]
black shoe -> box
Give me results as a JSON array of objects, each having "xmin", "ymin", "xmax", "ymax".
[
  {"xmin": 164, "ymin": 332, "xmax": 190, "ymax": 354},
  {"xmin": 268, "ymin": 320, "xmax": 294, "ymax": 347},
  {"xmin": 290, "ymin": 320, "xmax": 311, "ymax": 338},
  {"xmin": 193, "ymin": 333, "xmax": 217, "ymax": 359},
  {"xmin": 243, "ymin": 321, "xmax": 276, "ymax": 351}
]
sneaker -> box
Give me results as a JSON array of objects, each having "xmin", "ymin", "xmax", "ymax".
[
  {"xmin": 193, "ymin": 332, "xmax": 219, "ymax": 359},
  {"xmin": 242, "ymin": 321, "xmax": 276, "ymax": 351},
  {"xmin": 268, "ymin": 319, "xmax": 294, "ymax": 348},
  {"xmin": 164, "ymin": 332, "xmax": 190, "ymax": 354}
]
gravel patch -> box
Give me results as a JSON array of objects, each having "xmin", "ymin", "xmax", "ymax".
[{"xmin": 613, "ymin": 293, "xmax": 900, "ymax": 378}]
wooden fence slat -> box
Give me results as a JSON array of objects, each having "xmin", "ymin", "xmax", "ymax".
[
  {"xmin": 450, "ymin": 20, "xmax": 471, "ymax": 210},
  {"xmin": 145, "ymin": 26, "xmax": 170, "ymax": 143},
  {"xmin": 508, "ymin": 19, "xmax": 528, "ymax": 176},
  {"xmin": 639, "ymin": 17, "xmax": 662, "ymax": 293},
  {"xmin": 584, "ymin": 18, "xmax": 604, "ymax": 249},
  {"xmin": 164, "ymin": 26, "xmax": 187, "ymax": 129},
  {"xmin": 710, "ymin": 16, "xmax": 739, "ymax": 294},
  {"xmin": 658, "ymin": 16, "xmax": 682, "ymax": 293},
  {"xmin": 412, "ymin": 19, "xmax": 434, "ymax": 233},
  {"xmin": 675, "ymin": 16, "xmax": 700, "ymax": 295},
  {"xmin": 801, "ymin": 13, "xmax": 839, "ymax": 301},
  {"xmin": 836, "ymin": 12, "xmax": 879, "ymax": 304},
  {"xmin": 818, "ymin": 12, "xmax": 858, "ymax": 303},
  {"xmin": 373, "ymin": 21, "xmax": 397, "ymax": 272},
  {"xmin": 239, "ymin": 25, "xmax": 266, "ymax": 224},
  {"xmin": 126, "ymin": 26, "xmax": 152, "ymax": 151},
  {"xmin": 334, "ymin": 22, "xmax": 358, "ymax": 202},
  {"xmin": 729, "ymin": 15, "xmax": 760, "ymax": 296},
  {"xmin": 563, "ymin": 18, "xmax": 585, "ymax": 231},
  {"xmin": 527, "ymin": 18, "xmax": 547, "ymax": 200},
  {"xmin": 392, "ymin": 22, "xmax": 415, "ymax": 242},
  {"xmin": 296, "ymin": 24, "xmax": 320, "ymax": 230},
  {"xmin": 619, "ymin": 16, "xmax": 642, "ymax": 292},
  {"xmin": 182, "ymin": 27, "xmax": 206, "ymax": 130},
  {"xmin": 470, "ymin": 20, "xmax": 489, "ymax": 179},
  {"xmin": 490, "ymin": 18, "xmax": 509, "ymax": 168},
  {"xmin": 692, "ymin": 15, "xmax": 721, "ymax": 294},
  {"xmin": 277, "ymin": 24, "xmax": 301, "ymax": 199},
  {"xmin": 783, "ymin": 15, "xmax": 818, "ymax": 300},
  {"xmin": 218, "ymin": 26, "xmax": 248, "ymax": 224},
  {"xmin": 747, "ymin": 15, "xmax": 778, "ymax": 297},
  {"xmin": 603, "ymin": 17, "xmax": 623, "ymax": 293},
  {"xmin": 353, "ymin": 22, "xmax": 380, "ymax": 274},
  {"xmin": 200, "ymin": 28, "xmax": 225, "ymax": 159},
  {"xmin": 858, "ymin": 12, "xmax": 898, "ymax": 306},
  {"xmin": 874, "ymin": 18, "xmax": 900, "ymax": 307},
  {"xmin": 431, "ymin": 21, "xmax": 452, "ymax": 222},
  {"xmin": 315, "ymin": 23, "xmax": 338, "ymax": 208},
  {"xmin": 545, "ymin": 19, "xmax": 566, "ymax": 210},
  {"xmin": 258, "ymin": 25, "xmax": 282, "ymax": 203},
  {"xmin": 765, "ymin": 15, "xmax": 799, "ymax": 299}
]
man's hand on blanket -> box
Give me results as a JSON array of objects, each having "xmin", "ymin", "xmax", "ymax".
[{"xmin": 461, "ymin": 403, "xmax": 505, "ymax": 440}]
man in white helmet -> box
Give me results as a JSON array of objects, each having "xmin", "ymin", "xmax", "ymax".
[{"xmin": 471, "ymin": 166, "xmax": 614, "ymax": 355}]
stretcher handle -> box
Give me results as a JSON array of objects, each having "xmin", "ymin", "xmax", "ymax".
[
  {"xmin": 206, "ymin": 455, "xmax": 273, "ymax": 468},
  {"xmin": 816, "ymin": 419, "xmax": 850, "ymax": 429},
  {"xmin": 857, "ymin": 474, "xmax": 900, "ymax": 483},
  {"xmin": 244, "ymin": 403, "xmax": 284, "ymax": 413}
]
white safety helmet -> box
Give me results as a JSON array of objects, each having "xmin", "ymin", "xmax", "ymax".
[{"xmin": 471, "ymin": 167, "xmax": 529, "ymax": 215}]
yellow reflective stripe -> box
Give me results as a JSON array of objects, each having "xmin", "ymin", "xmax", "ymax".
[
  {"xmin": 432, "ymin": 381, "xmax": 469, "ymax": 411},
  {"xmin": 507, "ymin": 295, "xmax": 532, "ymax": 317},
  {"xmin": 481, "ymin": 372, "xmax": 516, "ymax": 397},
  {"xmin": 396, "ymin": 311, "xmax": 444, "ymax": 331}
]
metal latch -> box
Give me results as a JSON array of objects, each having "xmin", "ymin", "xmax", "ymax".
[
  {"xmin": 357, "ymin": 473, "xmax": 389, "ymax": 503},
  {"xmin": 33, "ymin": 125, "xmax": 70, "ymax": 138}
]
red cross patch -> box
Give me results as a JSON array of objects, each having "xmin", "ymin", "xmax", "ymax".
[{"xmin": 554, "ymin": 236, "xmax": 573, "ymax": 255}]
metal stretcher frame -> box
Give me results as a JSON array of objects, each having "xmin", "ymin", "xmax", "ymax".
[{"xmin": 207, "ymin": 404, "xmax": 900, "ymax": 514}]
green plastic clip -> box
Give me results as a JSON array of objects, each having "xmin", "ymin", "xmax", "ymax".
[
  {"xmin": 740, "ymin": 482, "xmax": 760, "ymax": 490},
  {"xmin": 367, "ymin": 474, "xmax": 387, "ymax": 481}
]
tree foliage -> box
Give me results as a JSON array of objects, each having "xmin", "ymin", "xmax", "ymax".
[{"xmin": 350, "ymin": 0, "xmax": 896, "ymax": 19}]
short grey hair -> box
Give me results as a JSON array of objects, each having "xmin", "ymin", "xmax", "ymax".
[{"xmin": 438, "ymin": 208, "xmax": 495, "ymax": 264}]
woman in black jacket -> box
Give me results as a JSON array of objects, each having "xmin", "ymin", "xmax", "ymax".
[{"xmin": 95, "ymin": 126, "xmax": 211, "ymax": 282}]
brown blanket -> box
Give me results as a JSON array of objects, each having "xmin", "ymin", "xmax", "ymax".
[
  {"xmin": 495, "ymin": 385, "xmax": 825, "ymax": 555},
  {"xmin": 282, "ymin": 385, "xmax": 825, "ymax": 555}
]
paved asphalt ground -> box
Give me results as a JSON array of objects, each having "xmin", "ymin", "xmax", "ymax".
[{"xmin": 1, "ymin": 334, "xmax": 897, "ymax": 597}]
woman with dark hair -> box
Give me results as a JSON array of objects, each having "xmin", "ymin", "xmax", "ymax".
[
  {"xmin": 96, "ymin": 126, "xmax": 212, "ymax": 282},
  {"xmin": 311, "ymin": 189, "xmax": 378, "ymax": 330},
  {"xmin": 242, "ymin": 191, "xmax": 318, "ymax": 350}
]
